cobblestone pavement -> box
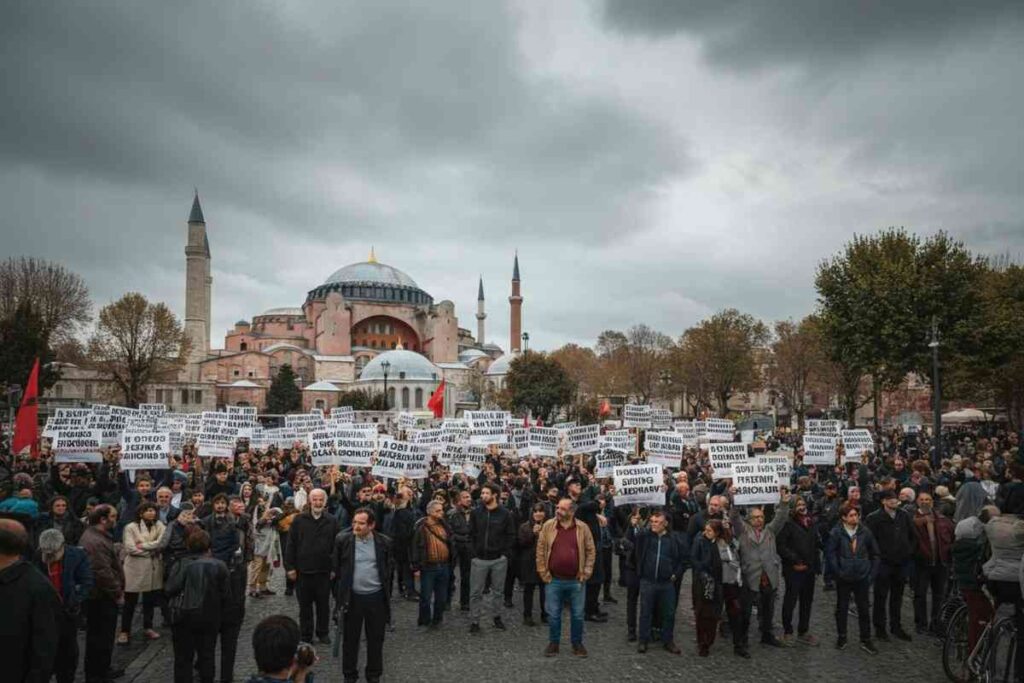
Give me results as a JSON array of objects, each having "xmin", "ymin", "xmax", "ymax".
[{"xmin": 98, "ymin": 567, "xmax": 946, "ymax": 683}]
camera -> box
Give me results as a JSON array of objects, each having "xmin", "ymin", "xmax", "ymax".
[{"xmin": 295, "ymin": 642, "xmax": 316, "ymax": 668}]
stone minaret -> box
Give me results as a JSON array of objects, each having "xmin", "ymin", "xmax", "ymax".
[
  {"xmin": 476, "ymin": 276, "xmax": 486, "ymax": 344},
  {"xmin": 184, "ymin": 191, "xmax": 211, "ymax": 378},
  {"xmin": 509, "ymin": 253, "xmax": 522, "ymax": 353}
]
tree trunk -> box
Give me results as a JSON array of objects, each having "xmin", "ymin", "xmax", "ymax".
[{"xmin": 872, "ymin": 381, "xmax": 881, "ymax": 432}]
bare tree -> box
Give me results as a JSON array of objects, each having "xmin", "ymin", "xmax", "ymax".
[
  {"xmin": 0, "ymin": 257, "xmax": 92, "ymax": 344},
  {"xmin": 623, "ymin": 324, "xmax": 672, "ymax": 404},
  {"xmin": 87, "ymin": 292, "xmax": 191, "ymax": 407},
  {"xmin": 678, "ymin": 309, "xmax": 768, "ymax": 416},
  {"xmin": 769, "ymin": 316, "xmax": 827, "ymax": 430}
]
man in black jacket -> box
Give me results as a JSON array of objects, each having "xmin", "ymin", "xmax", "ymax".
[
  {"xmin": 335, "ymin": 507, "xmax": 393, "ymax": 683},
  {"xmin": 775, "ymin": 495, "xmax": 821, "ymax": 647},
  {"xmin": 446, "ymin": 489, "xmax": 474, "ymax": 611},
  {"xmin": 865, "ymin": 490, "xmax": 916, "ymax": 642},
  {"xmin": 468, "ymin": 483, "xmax": 516, "ymax": 633},
  {"xmin": 285, "ymin": 489, "xmax": 340, "ymax": 644},
  {"xmin": 629, "ymin": 509, "xmax": 686, "ymax": 654}
]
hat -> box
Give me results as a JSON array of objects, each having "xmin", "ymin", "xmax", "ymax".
[
  {"xmin": 878, "ymin": 490, "xmax": 897, "ymax": 501},
  {"xmin": 38, "ymin": 528, "xmax": 65, "ymax": 555}
]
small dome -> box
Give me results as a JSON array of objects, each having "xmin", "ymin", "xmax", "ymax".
[
  {"xmin": 324, "ymin": 261, "xmax": 419, "ymax": 289},
  {"xmin": 303, "ymin": 380, "xmax": 341, "ymax": 392},
  {"xmin": 359, "ymin": 349, "xmax": 440, "ymax": 382},
  {"xmin": 260, "ymin": 307, "xmax": 305, "ymax": 317},
  {"xmin": 235, "ymin": 319, "xmax": 250, "ymax": 326},
  {"xmin": 458, "ymin": 349, "xmax": 488, "ymax": 362},
  {"xmin": 485, "ymin": 352, "xmax": 519, "ymax": 376}
]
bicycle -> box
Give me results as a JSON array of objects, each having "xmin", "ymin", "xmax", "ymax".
[{"xmin": 943, "ymin": 603, "xmax": 1017, "ymax": 683}]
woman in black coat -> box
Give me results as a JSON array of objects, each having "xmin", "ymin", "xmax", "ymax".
[{"xmin": 517, "ymin": 503, "xmax": 548, "ymax": 626}]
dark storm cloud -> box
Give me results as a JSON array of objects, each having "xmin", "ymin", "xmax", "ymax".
[{"xmin": 602, "ymin": 0, "xmax": 1024, "ymax": 70}]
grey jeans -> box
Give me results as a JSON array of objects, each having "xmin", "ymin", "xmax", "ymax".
[{"xmin": 470, "ymin": 556, "xmax": 508, "ymax": 624}]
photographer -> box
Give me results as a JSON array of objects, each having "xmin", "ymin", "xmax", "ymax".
[{"xmin": 246, "ymin": 615, "xmax": 316, "ymax": 683}]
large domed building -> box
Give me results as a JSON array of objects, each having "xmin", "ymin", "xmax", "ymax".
[{"xmin": 175, "ymin": 194, "xmax": 522, "ymax": 414}]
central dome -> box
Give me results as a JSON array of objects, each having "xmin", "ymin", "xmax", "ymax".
[
  {"xmin": 307, "ymin": 252, "xmax": 433, "ymax": 306},
  {"xmin": 323, "ymin": 261, "xmax": 419, "ymax": 289}
]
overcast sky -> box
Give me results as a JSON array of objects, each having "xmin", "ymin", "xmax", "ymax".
[{"xmin": 3, "ymin": 1, "xmax": 1022, "ymax": 352}]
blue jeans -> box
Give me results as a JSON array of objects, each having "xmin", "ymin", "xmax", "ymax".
[
  {"xmin": 419, "ymin": 565, "xmax": 451, "ymax": 625},
  {"xmin": 639, "ymin": 579, "xmax": 677, "ymax": 643},
  {"xmin": 545, "ymin": 578, "xmax": 585, "ymax": 646}
]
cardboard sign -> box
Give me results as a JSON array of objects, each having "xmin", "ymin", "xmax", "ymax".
[
  {"xmin": 506, "ymin": 427, "xmax": 530, "ymax": 457},
  {"xmin": 613, "ymin": 464, "xmax": 663, "ymax": 506},
  {"xmin": 552, "ymin": 421, "xmax": 576, "ymax": 435},
  {"xmin": 285, "ymin": 413, "xmax": 326, "ymax": 436},
  {"xmin": 139, "ymin": 403, "xmax": 168, "ymax": 417},
  {"xmin": 733, "ymin": 461, "xmax": 781, "ymax": 505},
  {"xmin": 806, "ymin": 419, "xmax": 844, "ymax": 436},
  {"xmin": 439, "ymin": 442, "xmax": 465, "ymax": 473},
  {"xmin": 333, "ymin": 429, "xmax": 376, "ymax": 468},
  {"xmin": 802, "ymin": 435, "xmax": 838, "ymax": 466},
  {"xmin": 53, "ymin": 429, "xmax": 104, "ymax": 463},
  {"xmin": 645, "ymin": 432, "xmax": 685, "ymax": 469},
  {"xmin": 704, "ymin": 418, "xmax": 735, "ymax": 442},
  {"xmin": 672, "ymin": 421, "xmax": 698, "ymax": 443},
  {"xmin": 708, "ymin": 442, "xmax": 751, "ymax": 479},
  {"xmin": 397, "ymin": 413, "xmax": 418, "ymax": 431},
  {"xmin": 372, "ymin": 438, "xmax": 430, "ymax": 479},
  {"xmin": 595, "ymin": 446, "xmax": 628, "ymax": 478},
  {"xmin": 227, "ymin": 405, "xmax": 257, "ymax": 419},
  {"xmin": 44, "ymin": 414, "xmax": 89, "ymax": 438},
  {"xmin": 603, "ymin": 429, "xmax": 632, "ymax": 452},
  {"xmin": 331, "ymin": 406, "xmax": 355, "ymax": 421},
  {"xmin": 120, "ymin": 432, "xmax": 170, "ymax": 470},
  {"xmin": 463, "ymin": 444, "xmax": 488, "ymax": 479},
  {"xmin": 841, "ymin": 429, "xmax": 875, "ymax": 463},
  {"xmin": 307, "ymin": 430, "xmax": 336, "ymax": 467},
  {"xmin": 467, "ymin": 410, "xmax": 509, "ymax": 445},
  {"xmin": 529, "ymin": 427, "xmax": 560, "ymax": 458},
  {"xmin": 623, "ymin": 404, "xmax": 652, "ymax": 429},
  {"xmin": 651, "ymin": 409, "xmax": 673, "ymax": 431},
  {"xmin": 197, "ymin": 416, "xmax": 239, "ymax": 458},
  {"xmin": 760, "ymin": 454, "xmax": 791, "ymax": 487},
  {"xmin": 566, "ymin": 424, "xmax": 600, "ymax": 454}
]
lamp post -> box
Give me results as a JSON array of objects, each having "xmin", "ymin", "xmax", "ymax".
[
  {"xmin": 658, "ymin": 370, "xmax": 671, "ymax": 413},
  {"xmin": 929, "ymin": 317, "xmax": 942, "ymax": 468},
  {"xmin": 381, "ymin": 360, "xmax": 391, "ymax": 410},
  {"xmin": 521, "ymin": 332, "xmax": 530, "ymax": 352}
]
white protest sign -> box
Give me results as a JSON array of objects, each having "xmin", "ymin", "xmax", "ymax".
[
  {"xmin": 623, "ymin": 404, "xmax": 652, "ymax": 429},
  {"xmin": 197, "ymin": 415, "xmax": 238, "ymax": 458},
  {"xmin": 604, "ymin": 429, "xmax": 632, "ymax": 450},
  {"xmin": 595, "ymin": 446, "xmax": 627, "ymax": 478},
  {"xmin": 645, "ymin": 431, "xmax": 685, "ymax": 469},
  {"xmin": 467, "ymin": 410, "xmax": 509, "ymax": 445},
  {"xmin": 52, "ymin": 429, "xmax": 104, "ymax": 463},
  {"xmin": 566, "ymin": 424, "xmax": 600, "ymax": 454},
  {"xmin": 708, "ymin": 442, "xmax": 751, "ymax": 479},
  {"xmin": 168, "ymin": 430, "xmax": 185, "ymax": 456},
  {"xmin": 613, "ymin": 464, "xmax": 663, "ymax": 506},
  {"xmin": 651, "ymin": 409, "xmax": 673, "ymax": 431},
  {"xmin": 119, "ymin": 432, "xmax": 170, "ymax": 470},
  {"xmin": 227, "ymin": 405, "xmax": 257, "ymax": 419},
  {"xmin": 44, "ymin": 414, "xmax": 89, "ymax": 438},
  {"xmin": 507, "ymin": 427, "xmax": 530, "ymax": 457},
  {"xmin": 841, "ymin": 429, "xmax": 875, "ymax": 463},
  {"xmin": 704, "ymin": 418, "xmax": 735, "ymax": 442},
  {"xmin": 333, "ymin": 429, "xmax": 376, "ymax": 468},
  {"xmin": 806, "ymin": 419, "xmax": 844, "ymax": 436},
  {"xmin": 733, "ymin": 461, "xmax": 781, "ymax": 505},
  {"xmin": 307, "ymin": 430, "xmax": 336, "ymax": 467},
  {"xmin": 802, "ymin": 435, "xmax": 838, "ymax": 466},
  {"xmin": 331, "ymin": 405, "xmax": 355, "ymax": 421},
  {"xmin": 397, "ymin": 413, "xmax": 418, "ymax": 431},
  {"xmin": 760, "ymin": 454, "xmax": 791, "ymax": 487},
  {"xmin": 463, "ymin": 445, "xmax": 488, "ymax": 479},
  {"xmin": 139, "ymin": 403, "xmax": 168, "ymax": 417},
  {"xmin": 529, "ymin": 427, "xmax": 560, "ymax": 458},
  {"xmin": 285, "ymin": 413, "xmax": 326, "ymax": 436},
  {"xmin": 372, "ymin": 438, "xmax": 430, "ymax": 479},
  {"xmin": 672, "ymin": 421, "xmax": 698, "ymax": 444},
  {"xmin": 439, "ymin": 442, "xmax": 465, "ymax": 473},
  {"xmin": 552, "ymin": 421, "xmax": 576, "ymax": 436}
]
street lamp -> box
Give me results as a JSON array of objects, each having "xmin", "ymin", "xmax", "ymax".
[
  {"xmin": 381, "ymin": 360, "xmax": 391, "ymax": 410},
  {"xmin": 658, "ymin": 371, "xmax": 672, "ymax": 414},
  {"xmin": 929, "ymin": 317, "xmax": 942, "ymax": 467},
  {"xmin": 521, "ymin": 332, "xmax": 530, "ymax": 352}
]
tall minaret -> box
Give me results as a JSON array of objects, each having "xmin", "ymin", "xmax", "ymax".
[
  {"xmin": 476, "ymin": 276, "xmax": 486, "ymax": 344},
  {"xmin": 509, "ymin": 252, "xmax": 522, "ymax": 353},
  {"xmin": 184, "ymin": 191, "xmax": 211, "ymax": 378}
]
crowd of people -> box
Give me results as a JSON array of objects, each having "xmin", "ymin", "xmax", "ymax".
[{"xmin": 0, "ymin": 418, "xmax": 1022, "ymax": 682}]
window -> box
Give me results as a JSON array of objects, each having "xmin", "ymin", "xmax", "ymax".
[
  {"xmin": 240, "ymin": 342, "xmax": 248, "ymax": 351},
  {"xmin": 155, "ymin": 389, "xmax": 163, "ymax": 403},
  {"xmin": 401, "ymin": 387, "xmax": 410, "ymax": 408},
  {"xmin": 390, "ymin": 342, "xmax": 396, "ymax": 349},
  {"xmin": 248, "ymin": 371, "xmax": 254, "ymax": 378},
  {"xmin": 181, "ymin": 389, "xmax": 189, "ymax": 405},
  {"xmin": 193, "ymin": 390, "xmax": 202, "ymax": 404},
  {"xmin": 388, "ymin": 387, "xmax": 396, "ymax": 407},
  {"xmin": 399, "ymin": 372, "xmax": 406, "ymax": 380},
  {"xmin": 233, "ymin": 369, "xmax": 240, "ymax": 377},
  {"xmin": 315, "ymin": 399, "xmax": 325, "ymax": 410},
  {"xmin": 415, "ymin": 388, "xmax": 423, "ymax": 408},
  {"xmin": 84, "ymin": 383, "xmax": 92, "ymax": 401}
]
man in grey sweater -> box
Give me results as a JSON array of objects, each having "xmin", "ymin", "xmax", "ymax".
[{"xmin": 734, "ymin": 491, "xmax": 790, "ymax": 648}]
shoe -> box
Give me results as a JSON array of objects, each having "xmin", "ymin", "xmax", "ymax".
[
  {"xmin": 523, "ymin": 616, "xmax": 536, "ymax": 627},
  {"xmin": 698, "ymin": 646, "xmax": 709, "ymax": 657},
  {"xmin": 248, "ymin": 591, "xmax": 262, "ymax": 599},
  {"xmin": 627, "ymin": 631, "xmax": 637, "ymax": 643},
  {"xmin": 664, "ymin": 641, "xmax": 682, "ymax": 655},
  {"xmin": 596, "ymin": 609, "xmax": 609, "ymax": 618},
  {"xmin": 469, "ymin": 623, "xmax": 481, "ymax": 634},
  {"xmin": 603, "ymin": 593, "xmax": 618, "ymax": 604},
  {"xmin": 405, "ymin": 593, "xmax": 420, "ymax": 602},
  {"xmin": 780, "ymin": 633, "xmax": 795, "ymax": 647},
  {"xmin": 572, "ymin": 644, "xmax": 588, "ymax": 657},
  {"xmin": 544, "ymin": 643, "xmax": 559, "ymax": 657},
  {"xmin": 260, "ymin": 588, "xmax": 277, "ymax": 596},
  {"xmin": 107, "ymin": 667, "xmax": 126, "ymax": 679},
  {"xmin": 893, "ymin": 628, "xmax": 912, "ymax": 642},
  {"xmin": 761, "ymin": 634, "xmax": 782, "ymax": 647},
  {"xmin": 836, "ymin": 636, "xmax": 847, "ymax": 650},
  {"xmin": 797, "ymin": 633, "xmax": 819, "ymax": 647},
  {"xmin": 875, "ymin": 629, "xmax": 890, "ymax": 642},
  {"xmin": 540, "ymin": 613, "xmax": 548, "ymax": 624},
  {"xmin": 317, "ymin": 635, "xmax": 331, "ymax": 645},
  {"xmin": 427, "ymin": 622, "xmax": 441, "ymax": 631},
  {"xmin": 504, "ymin": 599, "xmax": 514, "ymax": 608},
  {"xmin": 143, "ymin": 629, "xmax": 161, "ymax": 640},
  {"xmin": 493, "ymin": 616, "xmax": 506, "ymax": 630},
  {"xmin": 915, "ymin": 624, "xmax": 928, "ymax": 635},
  {"xmin": 860, "ymin": 640, "xmax": 879, "ymax": 655},
  {"xmin": 116, "ymin": 632, "xmax": 129, "ymax": 646},
  {"xmin": 637, "ymin": 641, "xmax": 648, "ymax": 653},
  {"xmin": 584, "ymin": 613, "xmax": 608, "ymax": 623},
  {"xmin": 734, "ymin": 647, "xmax": 751, "ymax": 659},
  {"xmin": 460, "ymin": 604, "xmax": 470, "ymax": 612}
]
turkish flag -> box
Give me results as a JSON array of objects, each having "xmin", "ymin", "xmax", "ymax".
[
  {"xmin": 599, "ymin": 400, "xmax": 611, "ymax": 418},
  {"xmin": 13, "ymin": 358, "xmax": 40, "ymax": 458},
  {"xmin": 427, "ymin": 380, "xmax": 445, "ymax": 418}
]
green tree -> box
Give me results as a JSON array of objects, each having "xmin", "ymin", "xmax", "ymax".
[
  {"xmin": 335, "ymin": 388, "xmax": 388, "ymax": 411},
  {"xmin": 505, "ymin": 352, "xmax": 576, "ymax": 423},
  {"xmin": 87, "ymin": 293, "xmax": 190, "ymax": 407},
  {"xmin": 0, "ymin": 257, "xmax": 92, "ymax": 345},
  {"xmin": 0, "ymin": 300, "xmax": 61, "ymax": 404},
  {"xmin": 768, "ymin": 316, "xmax": 827, "ymax": 430},
  {"xmin": 267, "ymin": 364, "xmax": 302, "ymax": 414}
]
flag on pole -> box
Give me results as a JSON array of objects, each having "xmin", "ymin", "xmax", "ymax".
[
  {"xmin": 13, "ymin": 358, "xmax": 40, "ymax": 458},
  {"xmin": 427, "ymin": 380, "xmax": 445, "ymax": 418},
  {"xmin": 599, "ymin": 400, "xmax": 611, "ymax": 418}
]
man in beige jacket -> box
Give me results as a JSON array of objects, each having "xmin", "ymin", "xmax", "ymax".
[{"xmin": 535, "ymin": 498, "xmax": 595, "ymax": 658}]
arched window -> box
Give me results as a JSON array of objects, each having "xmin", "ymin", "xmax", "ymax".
[
  {"xmin": 401, "ymin": 387, "xmax": 410, "ymax": 409},
  {"xmin": 415, "ymin": 388, "xmax": 423, "ymax": 408},
  {"xmin": 388, "ymin": 387, "xmax": 396, "ymax": 408},
  {"xmin": 239, "ymin": 341, "xmax": 247, "ymax": 351},
  {"xmin": 314, "ymin": 399, "xmax": 325, "ymax": 410}
]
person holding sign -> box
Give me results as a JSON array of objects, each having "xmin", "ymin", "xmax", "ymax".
[
  {"xmin": 733, "ymin": 492, "xmax": 790, "ymax": 649},
  {"xmin": 535, "ymin": 498, "xmax": 595, "ymax": 657},
  {"xmin": 628, "ymin": 508, "xmax": 685, "ymax": 654}
]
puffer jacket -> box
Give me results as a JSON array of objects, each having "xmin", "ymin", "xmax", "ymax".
[
  {"xmin": 983, "ymin": 514, "xmax": 1024, "ymax": 582},
  {"xmin": 825, "ymin": 524, "xmax": 879, "ymax": 582}
]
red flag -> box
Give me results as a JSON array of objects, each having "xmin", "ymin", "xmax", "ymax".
[
  {"xmin": 13, "ymin": 358, "xmax": 40, "ymax": 458},
  {"xmin": 535, "ymin": 417, "xmax": 543, "ymax": 427},
  {"xmin": 522, "ymin": 414, "xmax": 529, "ymax": 428},
  {"xmin": 599, "ymin": 400, "xmax": 611, "ymax": 418},
  {"xmin": 427, "ymin": 380, "xmax": 445, "ymax": 418}
]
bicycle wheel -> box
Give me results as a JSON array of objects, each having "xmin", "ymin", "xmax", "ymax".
[
  {"xmin": 985, "ymin": 618, "xmax": 1018, "ymax": 683},
  {"xmin": 940, "ymin": 592, "xmax": 967, "ymax": 634},
  {"xmin": 942, "ymin": 605, "xmax": 971, "ymax": 683}
]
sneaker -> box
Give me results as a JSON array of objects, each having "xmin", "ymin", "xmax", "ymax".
[
  {"xmin": 664, "ymin": 641, "xmax": 682, "ymax": 655},
  {"xmin": 584, "ymin": 613, "xmax": 608, "ymax": 623},
  {"xmin": 143, "ymin": 629, "xmax": 161, "ymax": 641},
  {"xmin": 469, "ymin": 623, "xmax": 481, "ymax": 634},
  {"xmin": 627, "ymin": 631, "xmax": 637, "ymax": 643},
  {"xmin": 460, "ymin": 604, "xmax": 470, "ymax": 612},
  {"xmin": 603, "ymin": 593, "xmax": 619, "ymax": 604},
  {"xmin": 260, "ymin": 588, "xmax": 277, "ymax": 596},
  {"xmin": 797, "ymin": 633, "xmax": 820, "ymax": 647},
  {"xmin": 540, "ymin": 613, "xmax": 548, "ymax": 624},
  {"xmin": 572, "ymin": 644, "xmax": 588, "ymax": 657},
  {"xmin": 761, "ymin": 634, "xmax": 783, "ymax": 647},
  {"xmin": 893, "ymin": 628, "xmax": 912, "ymax": 642},
  {"xmin": 544, "ymin": 643, "xmax": 559, "ymax": 657},
  {"xmin": 698, "ymin": 646, "xmax": 709, "ymax": 657},
  {"xmin": 836, "ymin": 636, "xmax": 847, "ymax": 650},
  {"xmin": 637, "ymin": 641, "xmax": 648, "ymax": 654},
  {"xmin": 780, "ymin": 633, "xmax": 795, "ymax": 647},
  {"xmin": 734, "ymin": 647, "xmax": 751, "ymax": 659},
  {"xmin": 860, "ymin": 640, "xmax": 879, "ymax": 655},
  {"xmin": 493, "ymin": 616, "xmax": 506, "ymax": 630},
  {"xmin": 317, "ymin": 635, "xmax": 331, "ymax": 645}
]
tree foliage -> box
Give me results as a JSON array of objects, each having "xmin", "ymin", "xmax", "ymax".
[
  {"xmin": 505, "ymin": 352, "xmax": 576, "ymax": 423},
  {"xmin": 769, "ymin": 316, "xmax": 827, "ymax": 429},
  {"xmin": 267, "ymin": 364, "xmax": 302, "ymax": 414},
  {"xmin": 0, "ymin": 257, "xmax": 92, "ymax": 345},
  {"xmin": 87, "ymin": 292, "xmax": 190, "ymax": 407},
  {"xmin": 335, "ymin": 387, "xmax": 388, "ymax": 411},
  {"xmin": 0, "ymin": 300, "xmax": 60, "ymax": 402}
]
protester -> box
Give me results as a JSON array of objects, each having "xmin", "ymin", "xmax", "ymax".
[
  {"xmin": 517, "ymin": 502, "xmax": 548, "ymax": 626},
  {"xmin": 953, "ymin": 505, "xmax": 998, "ymax": 653},
  {"xmin": 119, "ymin": 501, "xmax": 166, "ymax": 644},
  {"xmin": 468, "ymin": 482, "xmax": 516, "ymax": 634},
  {"xmin": 775, "ymin": 493, "xmax": 821, "ymax": 646},
  {"xmin": 246, "ymin": 615, "xmax": 316, "ymax": 683},
  {"xmin": 864, "ymin": 490, "xmax": 916, "ymax": 642},
  {"xmin": 535, "ymin": 496, "xmax": 595, "ymax": 657},
  {"xmin": 735, "ymin": 493, "xmax": 789, "ymax": 648},
  {"xmin": 81, "ymin": 504, "xmax": 126, "ymax": 683},
  {"xmin": 445, "ymin": 489, "xmax": 474, "ymax": 612},
  {"xmin": 409, "ymin": 499, "xmax": 452, "ymax": 628},
  {"xmin": 284, "ymin": 488, "xmax": 339, "ymax": 644},
  {"xmin": 910, "ymin": 490, "xmax": 954, "ymax": 635},
  {"xmin": 983, "ymin": 491, "xmax": 1024, "ymax": 677},
  {"xmin": 35, "ymin": 528, "xmax": 93, "ymax": 683},
  {"xmin": 826, "ymin": 503, "xmax": 880, "ymax": 654},
  {"xmin": 629, "ymin": 507, "xmax": 685, "ymax": 654}
]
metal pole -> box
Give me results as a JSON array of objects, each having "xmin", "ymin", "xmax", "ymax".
[{"xmin": 929, "ymin": 317, "xmax": 942, "ymax": 468}]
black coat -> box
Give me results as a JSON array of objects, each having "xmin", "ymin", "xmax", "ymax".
[
  {"xmin": 284, "ymin": 512, "xmax": 340, "ymax": 575},
  {"xmin": 445, "ymin": 506, "xmax": 472, "ymax": 551},
  {"xmin": 517, "ymin": 521, "xmax": 543, "ymax": 585},
  {"xmin": 333, "ymin": 531, "xmax": 393, "ymax": 622},
  {"xmin": 165, "ymin": 555, "xmax": 231, "ymax": 627},
  {"xmin": 468, "ymin": 504, "xmax": 516, "ymax": 560},
  {"xmin": 864, "ymin": 507, "xmax": 916, "ymax": 565},
  {"xmin": 0, "ymin": 560, "xmax": 60, "ymax": 683},
  {"xmin": 775, "ymin": 516, "xmax": 821, "ymax": 574}
]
